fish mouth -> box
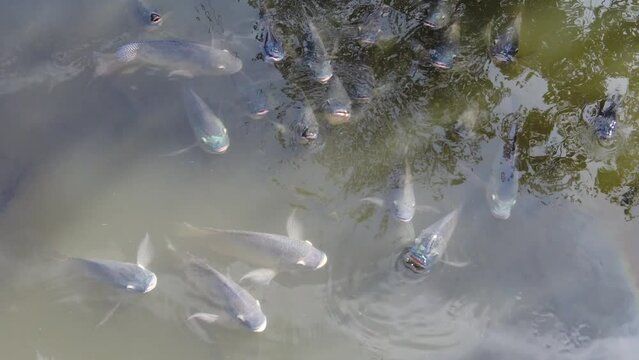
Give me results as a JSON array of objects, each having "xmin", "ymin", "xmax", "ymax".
[
  {"xmin": 358, "ymin": 37, "xmax": 376, "ymax": 47},
  {"xmin": 317, "ymin": 73, "xmax": 333, "ymax": 84},
  {"xmin": 332, "ymin": 109, "xmax": 351, "ymax": 118},
  {"xmin": 144, "ymin": 273, "xmax": 158, "ymax": 293},
  {"xmin": 209, "ymin": 143, "xmax": 229, "ymax": 154},
  {"xmin": 490, "ymin": 206, "xmax": 511, "ymax": 220},
  {"xmin": 252, "ymin": 318, "xmax": 267, "ymax": 333},
  {"xmin": 265, "ymin": 53, "xmax": 285, "ymax": 63},
  {"xmin": 493, "ymin": 53, "xmax": 515, "ymax": 64},
  {"xmin": 149, "ymin": 12, "xmax": 162, "ymax": 25},
  {"xmin": 423, "ymin": 20, "xmax": 440, "ymax": 29},
  {"xmin": 315, "ymin": 253, "xmax": 328, "ymax": 269},
  {"xmin": 396, "ymin": 215, "xmax": 413, "ymax": 223},
  {"xmin": 253, "ymin": 108, "xmax": 270, "ymax": 117},
  {"xmin": 432, "ymin": 61, "xmax": 452, "ymax": 70},
  {"xmin": 301, "ymin": 129, "xmax": 318, "ymax": 141}
]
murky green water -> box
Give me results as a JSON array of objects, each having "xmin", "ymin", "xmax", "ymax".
[{"xmin": 0, "ymin": 0, "xmax": 639, "ymax": 359}]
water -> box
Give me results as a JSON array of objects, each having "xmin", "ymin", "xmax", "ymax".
[{"xmin": 0, "ymin": 0, "xmax": 638, "ymax": 358}]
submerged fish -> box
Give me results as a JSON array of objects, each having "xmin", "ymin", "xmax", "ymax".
[
  {"xmin": 259, "ymin": 12, "xmax": 286, "ymax": 63},
  {"xmin": 357, "ymin": 5, "xmax": 386, "ymax": 46},
  {"xmin": 487, "ymin": 118, "xmax": 520, "ymax": 220},
  {"xmin": 183, "ymin": 87, "xmax": 230, "ymax": 154},
  {"xmin": 431, "ymin": 21, "xmax": 460, "ymax": 70},
  {"xmin": 65, "ymin": 233, "xmax": 157, "ymax": 294},
  {"xmin": 344, "ymin": 64, "xmax": 375, "ymax": 103},
  {"xmin": 322, "ymin": 75, "xmax": 352, "ymax": 124},
  {"xmin": 176, "ymin": 210, "xmax": 327, "ymax": 285},
  {"xmin": 400, "ymin": 209, "xmax": 463, "ymax": 274},
  {"xmin": 292, "ymin": 103, "xmax": 319, "ymax": 144},
  {"xmin": 583, "ymin": 93, "xmax": 622, "ymax": 141},
  {"xmin": 185, "ymin": 257, "xmax": 267, "ymax": 333},
  {"xmin": 491, "ymin": 13, "xmax": 521, "ymax": 64},
  {"xmin": 363, "ymin": 158, "xmax": 438, "ymax": 223},
  {"xmin": 233, "ymin": 71, "xmax": 269, "ymax": 118},
  {"xmin": 423, "ymin": 0, "xmax": 458, "ymax": 30},
  {"xmin": 302, "ymin": 22, "xmax": 333, "ymax": 83},
  {"xmin": 94, "ymin": 40, "xmax": 242, "ymax": 78}
]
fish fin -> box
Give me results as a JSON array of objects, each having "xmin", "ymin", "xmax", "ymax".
[
  {"xmin": 415, "ymin": 205, "xmax": 440, "ymax": 213},
  {"xmin": 441, "ymin": 254, "xmax": 469, "ymax": 268},
  {"xmin": 164, "ymin": 236, "xmax": 177, "ymax": 252},
  {"xmin": 286, "ymin": 208, "xmax": 304, "ymax": 240},
  {"xmin": 167, "ymin": 69, "xmax": 194, "ymax": 79},
  {"xmin": 136, "ymin": 232, "xmax": 153, "ymax": 268},
  {"xmin": 239, "ymin": 268, "xmax": 276, "ymax": 286},
  {"xmin": 97, "ymin": 301, "xmax": 121, "ymax": 328},
  {"xmin": 175, "ymin": 222, "xmax": 214, "ymax": 238},
  {"xmin": 159, "ymin": 143, "xmax": 198, "ymax": 157},
  {"xmin": 188, "ymin": 312, "xmax": 220, "ymax": 323},
  {"xmin": 360, "ymin": 197, "xmax": 384, "ymax": 207},
  {"xmin": 457, "ymin": 163, "xmax": 487, "ymax": 189},
  {"xmin": 93, "ymin": 52, "xmax": 124, "ymax": 77}
]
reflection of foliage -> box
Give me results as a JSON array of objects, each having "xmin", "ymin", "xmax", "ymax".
[{"xmin": 248, "ymin": 0, "xmax": 639, "ymax": 218}]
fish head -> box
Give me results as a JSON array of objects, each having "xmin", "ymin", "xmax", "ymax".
[
  {"xmin": 296, "ymin": 107, "xmax": 319, "ymax": 143},
  {"xmin": 423, "ymin": 3, "xmax": 454, "ymax": 30},
  {"xmin": 263, "ymin": 33, "xmax": 286, "ymax": 63},
  {"xmin": 238, "ymin": 310, "xmax": 267, "ymax": 333},
  {"xmin": 349, "ymin": 80, "xmax": 373, "ymax": 103},
  {"xmin": 392, "ymin": 197, "xmax": 415, "ymax": 223},
  {"xmin": 308, "ymin": 60, "xmax": 333, "ymax": 83},
  {"xmin": 124, "ymin": 265, "xmax": 158, "ymax": 293},
  {"xmin": 323, "ymin": 98, "xmax": 352, "ymax": 125},
  {"xmin": 214, "ymin": 49, "xmax": 243, "ymax": 74},
  {"xmin": 247, "ymin": 91, "xmax": 269, "ymax": 118},
  {"xmin": 430, "ymin": 45, "xmax": 456, "ymax": 70},
  {"xmin": 357, "ymin": 20, "xmax": 382, "ymax": 47},
  {"xmin": 488, "ymin": 192, "xmax": 516, "ymax": 220},
  {"xmin": 593, "ymin": 114, "xmax": 617, "ymax": 141},
  {"xmin": 400, "ymin": 245, "xmax": 438, "ymax": 274},
  {"xmin": 491, "ymin": 37, "xmax": 518, "ymax": 64},
  {"xmin": 197, "ymin": 130, "xmax": 230, "ymax": 154},
  {"xmin": 297, "ymin": 248, "xmax": 328, "ymax": 270}
]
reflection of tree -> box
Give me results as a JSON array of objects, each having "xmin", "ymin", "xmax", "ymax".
[{"xmin": 248, "ymin": 0, "xmax": 639, "ymax": 217}]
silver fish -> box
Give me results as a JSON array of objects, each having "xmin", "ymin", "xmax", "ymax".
[
  {"xmin": 362, "ymin": 159, "xmax": 438, "ymax": 222},
  {"xmin": 401, "ymin": 209, "xmax": 462, "ymax": 274},
  {"xmin": 302, "ymin": 22, "xmax": 333, "ymax": 83},
  {"xmin": 183, "ymin": 87, "xmax": 230, "ymax": 154},
  {"xmin": 423, "ymin": 0, "xmax": 458, "ymax": 30},
  {"xmin": 176, "ymin": 210, "xmax": 327, "ymax": 285},
  {"xmin": 185, "ymin": 257, "xmax": 267, "ymax": 333},
  {"xmin": 323, "ymin": 75, "xmax": 352, "ymax": 125},
  {"xmin": 487, "ymin": 118, "xmax": 520, "ymax": 220},
  {"xmin": 94, "ymin": 40, "xmax": 242, "ymax": 78},
  {"xmin": 293, "ymin": 103, "xmax": 319, "ymax": 143},
  {"xmin": 490, "ymin": 12, "xmax": 521, "ymax": 64},
  {"xmin": 65, "ymin": 233, "xmax": 157, "ymax": 294}
]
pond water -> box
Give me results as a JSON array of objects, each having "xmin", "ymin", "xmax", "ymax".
[{"xmin": 0, "ymin": 0, "xmax": 638, "ymax": 359}]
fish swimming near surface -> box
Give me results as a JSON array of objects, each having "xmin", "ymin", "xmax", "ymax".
[
  {"xmin": 486, "ymin": 117, "xmax": 520, "ymax": 220},
  {"xmin": 184, "ymin": 256, "xmax": 267, "ymax": 333},
  {"xmin": 259, "ymin": 10, "xmax": 286, "ymax": 63},
  {"xmin": 583, "ymin": 93, "xmax": 623, "ymax": 142},
  {"xmin": 232, "ymin": 71, "xmax": 269, "ymax": 118},
  {"xmin": 175, "ymin": 209, "xmax": 327, "ymax": 286},
  {"xmin": 322, "ymin": 75, "xmax": 352, "ymax": 125},
  {"xmin": 423, "ymin": 0, "xmax": 458, "ymax": 30},
  {"xmin": 400, "ymin": 209, "xmax": 465, "ymax": 274},
  {"xmin": 182, "ymin": 86, "xmax": 230, "ymax": 154},
  {"xmin": 357, "ymin": 4, "xmax": 386, "ymax": 46},
  {"xmin": 94, "ymin": 39, "xmax": 242, "ymax": 78},
  {"xmin": 292, "ymin": 103, "xmax": 320, "ymax": 144},
  {"xmin": 342, "ymin": 63, "xmax": 375, "ymax": 104},
  {"xmin": 430, "ymin": 21, "xmax": 460, "ymax": 70},
  {"xmin": 302, "ymin": 21, "xmax": 334, "ymax": 83},
  {"xmin": 362, "ymin": 157, "xmax": 438, "ymax": 223},
  {"xmin": 490, "ymin": 12, "xmax": 521, "ymax": 64}
]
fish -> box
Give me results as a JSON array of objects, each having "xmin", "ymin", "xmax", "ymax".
[
  {"xmin": 423, "ymin": 0, "xmax": 458, "ymax": 30},
  {"xmin": 400, "ymin": 209, "xmax": 464, "ymax": 274},
  {"xmin": 357, "ymin": 5, "xmax": 386, "ymax": 46},
  {"xmin": 302, "ymin": 22, "xmax": 333, "ymax": 83},
  {"xmin": 94, "ymin": 40, "xmax": 242, "ymax": 78},
  {"xmin": 175, "ymin": 209, "xmax": 327, "ymax": 285},
  {"xmin": 490, "ymin": 12, "xmax": 521, "ymax": 64},
  {"xmin": 344, "ymin": 64, "xmax": 375, "ymax": 103},
  {"xmin": 259, "ymin": 11, "xmax": 286, "ymax": 63},
  {"xmin": 583, "ymin": 93, "xmax": 622, "ymax": 141},
  {"xmin": 233, "ymin": 71, "xmax": 269, "ymax": 118},
  {"xmin": 430, "ymin": 21, "xmax": 460, "ymax": 70},
  {"xmin": 292, "ymin": 103, "xmax": 319, "ymax": 144},
  {"xmin": 486, "ymin": 117, "xmax": 520, "ymax": 220},
  {"xmin": 182, "ymin": 86, "xmax": 230, "ymax": 154},
  {"xmin": 185, "ymin": 257, "xmax": 267, "ymax": 333},
  {"xmin": 322, "ymin": 75, "xmax": 352, "ymax": 125},
  {"xmin": 64, "ymin": 233, "xmax": 157, "ymax": 294},
  {"xmin": 362, "ymin": 158, "xmax": 438, "ymax": 222}
]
